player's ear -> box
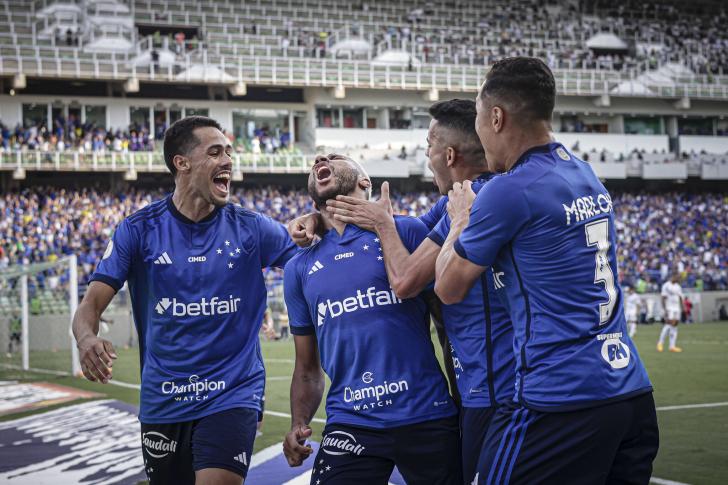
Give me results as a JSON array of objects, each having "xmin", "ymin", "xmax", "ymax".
[
  {"xmin": 445, "ymin": 146, "xmax": 456, "ymax": 167},
  {"xmin": 492, "ymin": 106, "xmax": 504, "ymax": 134},
  {"xmin": 173, "ymin": 154, "xmax": 190, "ymax": 174}
]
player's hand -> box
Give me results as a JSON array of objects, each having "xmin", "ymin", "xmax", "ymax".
[
  {"xmin": 325, "ymin": 181, "xmax": 394, "ymax": 232},
  {"xmin": 287, "ymin": 213, "xmax": 322, "ymax": 247},
  {"xmin": 77, "ymin": 335, "xmax": 117, "ymax": 384},
  {"xmin": 283, "ymin": 424, "xmax": 314, "ymax": 466},
  {"xmin": 447, "ymin": 180, "xmax": 476, "ymax": 223}
]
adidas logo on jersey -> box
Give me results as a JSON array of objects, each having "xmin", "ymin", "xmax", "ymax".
[
  {"xmin": 233, "ymin": 453, "xmax": 247, "ymax": 465},
  {"xmin": 154, "ymin": 252, "xmax": 173, "ymax": 265},
  {"xmin": 317, "ymin": 286, "xmax": 402, "ymax": 327},
  {"xmin": 308, "ymin": 260, "xmax": 324, "ymax": 274}
]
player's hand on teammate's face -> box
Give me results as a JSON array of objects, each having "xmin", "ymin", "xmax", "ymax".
[
  {"xmin": 447, "ymin": 180, "xmax": 476, "ymax": 223},
  {"xmin": 283, "ymin": 424, "xmax": 314, "ymax": 466},
  {"xmin": 325, "ymin": 181, "xmax": 394, "ymax": 231},
  {"xmin": 77, "ymin": 335, "xmax": 117, "ymax": 383},
  {"xmin": 287, "ymin": 213, "xmax": 322, "ymax": 247}
]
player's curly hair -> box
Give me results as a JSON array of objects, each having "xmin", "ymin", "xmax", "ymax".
[
  {"xmin": 163, "ymin": 116, "xmax": 222, "ymax": 175},
  {"xmin": 480, "ymin": 57, "xmax": 555, "ymax": 123}
]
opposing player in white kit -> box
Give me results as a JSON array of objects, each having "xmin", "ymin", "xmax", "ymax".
[
  {"xmin": 657, "ymin": 274, "xmax": 684, "ymax": 353},
  {"xmin": 624, "ymin": 287, "xmax": 642, "ymax": 338}
]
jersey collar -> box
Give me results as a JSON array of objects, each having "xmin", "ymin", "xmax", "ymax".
[
  {"xmin": 323, "ymin": 223, "xmax": 368, "ymax": 245},
  {"xmin": 166, "ymin": 195, "xmax": 222, "ymax": 225},
  {"xmin": 510, "ymin": 142, "xmax": 561, "ymax": 171}
]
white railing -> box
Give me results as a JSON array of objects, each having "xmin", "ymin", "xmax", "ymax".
[
  {"xmin": 2, "ymin": 53, "xmax": 728, "ymax": 99},
  {"xmin": 0, "ymin": 150, "xmax": 313, "ymax": 174}
]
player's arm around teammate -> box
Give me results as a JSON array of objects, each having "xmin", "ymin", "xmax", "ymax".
[
  {"xmin": 434, "ymin": 180, "xmax": 480, "ymax": 304},
  {"xmin": 283, "ymin": 333, "xmax": 325, "ymax": 466}
]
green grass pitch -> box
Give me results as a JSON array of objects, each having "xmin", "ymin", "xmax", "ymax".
[{"xmin": 2, "ymin": 321, "xmax": 727, "ymax": 484}]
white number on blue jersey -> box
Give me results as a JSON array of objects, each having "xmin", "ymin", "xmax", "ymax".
[{"xmin": 585, "ymin": 219, "xmax": 617, "ymax": 325}]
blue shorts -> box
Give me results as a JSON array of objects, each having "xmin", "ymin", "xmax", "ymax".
[
  {"xmin": 140, "ymin": 407, "xmax": 258, "ymax": 485},
  {"xmin": 475, "ymin": 392, "xmax": 658, "ymax": 484},
  {"xmin": 460, "ymin": 406, "xmax": 495, "ymax": 484},
  {"xmin": 311, "ymin": 416, "xmax": 462, "ymax": 484}
]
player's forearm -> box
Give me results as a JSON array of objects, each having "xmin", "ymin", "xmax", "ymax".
[
  {"xmin": 289, "ymin": 367, "xmax": 324, "ymax": 428},
  {"xmin": 72, "ymin": 300, "xmax": 102, "ymax": 345},
  {"xmin": 435, "ymin": 216, "xmax": 470, "ymax": 304},
  {"xmin": 376, "ymin": 219, "xmax": 424, "ymax": 299}
]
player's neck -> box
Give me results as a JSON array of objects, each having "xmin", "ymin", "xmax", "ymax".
[
  {"xmin": 502, "ymin": 124, "xmax": 553, "ymax": 172},
  {"xmin": 171, "ymin": 186, "xmax": 216, "ymax": 223},
  {"xmin": 320, "ymin": 209, "xmax": 347, "ymax": 235}
]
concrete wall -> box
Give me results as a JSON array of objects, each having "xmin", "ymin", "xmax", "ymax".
[{"xmin": 680, "ymin": 135, "xmax": 728, "ymax": 155}]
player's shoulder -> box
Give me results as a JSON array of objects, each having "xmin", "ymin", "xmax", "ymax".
[
  {"xmin": 283, "ymin": 238, "xmax": 323, "ymax": 275},
  {"xmin": 125, "ymin": 197, "xmax": 169, "ymax": 228},
  {"xmin": 222, "ymin": 203, "xmax": 263, "ymax": 222},
  {"xmin": 394, "ymin": 214, "xmax": 428, "ymax": 233}
]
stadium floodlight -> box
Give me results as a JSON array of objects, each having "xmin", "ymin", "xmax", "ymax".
[
  {"xmin": 333, "ymin": 85, "xmax": 346, "ymax": 99},
  {"xmin": 124, "ymin": 77, "xmax": 140, "ymax": 93},
  {"xmin": 230, "ymin": 81, "xmax": 247, "ymax": 97},
  {"xmin": 425, "ymin": 88, "xmax": 439, "ymax": 102},
  {"xmin": 12, "ymin": 73, "xmax": 26, "ymax": 90}
]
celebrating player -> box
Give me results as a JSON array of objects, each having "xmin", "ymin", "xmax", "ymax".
[
  {"xmin": 625, "ymin": 286, "xmax": 642, "ymax": 338},
  {"xmin": 658, "ymin": 274, "xmax": 684, "ymax": 352},
  {"xmin": 72, "ymin": 116, "xmax": 297, "ymax": 485},
  {"xmin": 324, "ymin": 99, "xmax": 515, "ymax": 482},
  {"xmin": 435, "ymin": 58, "xmax": 658, "ymax": 484},
  {"xmin": 282, "ymin": 153, "xmax": 461, "ymax": 484}
]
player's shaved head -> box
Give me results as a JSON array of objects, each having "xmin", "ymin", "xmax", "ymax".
[
  {"xmin": 479, "ymin": 57, "xmax": 555, "ymax": 124},
  {"xmin": 308, "ymin": 153, "xmax": 371, "ymax": 209}
]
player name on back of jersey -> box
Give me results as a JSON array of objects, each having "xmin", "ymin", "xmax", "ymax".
[{"xmin": 562, "ymin": 192, "xmax": 614, "ymax": 225}]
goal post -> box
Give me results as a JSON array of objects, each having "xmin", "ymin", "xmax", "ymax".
[{"xmin": 0, "ymin": 255, "xmax": 80, "ymax": 376}]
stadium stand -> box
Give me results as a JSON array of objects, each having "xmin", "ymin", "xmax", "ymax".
[
  {"xmin": 1, "ymin": 186, "xmax": 725, "ymax": 318},
  {"xmin": 0, "ymin": 0, "xmax": 727, "ymax": 315}
]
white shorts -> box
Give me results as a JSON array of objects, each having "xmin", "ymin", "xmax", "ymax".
[
  {"xmin": 666, "ymin": 306, "xmax": 681, "ymax": 321},
  {"xmin": 626, "ymin": 311, "xmax": 638, "ymax": 323}
]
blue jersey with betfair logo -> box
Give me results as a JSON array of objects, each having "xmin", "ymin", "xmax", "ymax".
[
  {"xmin": 284, "ymin": 217, "xmax": 457, "ymax": 429},
  {"xmin": 428, "ymin": 178, "xmax": 516, "ymax": 408},
  {"xmin": 456, "ymin": 142, "xmax": 652, "ymax": 411},
  {"xmin": 90, "ymin": 196, "xmax": 297, "ymax": 424}
]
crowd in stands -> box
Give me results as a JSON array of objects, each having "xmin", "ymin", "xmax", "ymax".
[
  {"xmin": 1, "ymin": 188, "xmax": 725, "ymax": 305},
  {"xmin": 272, "ymin": 0, "xmax": 728, "ymax": 75},
  {"xmin": 0, "ymin": 120, "xmax": 295, "ymax": 155}
]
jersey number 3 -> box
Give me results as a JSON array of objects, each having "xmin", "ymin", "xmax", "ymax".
[{"xmin": 585, "ymin": 219, "xmax": 617, "ymax": 325}]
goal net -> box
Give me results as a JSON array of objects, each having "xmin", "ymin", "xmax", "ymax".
[{"xmin": 0, "ymin": 255, "xmax": 80, "ymax": 376}]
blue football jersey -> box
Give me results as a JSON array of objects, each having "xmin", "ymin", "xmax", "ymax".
[
  {"xmin": 284, "ymin": 217, "xmax": 457, "ymax": 428},
  {"xmin": 428, "ymin": 179, "xmax": 516, "ymax": 408},
  {"xmin": 456, "ymin": 142, "xmax": 652, "ymax": 411},
  {"xmin": 91, "ymin": 196, "xmax": 297, "ymax": 423}
]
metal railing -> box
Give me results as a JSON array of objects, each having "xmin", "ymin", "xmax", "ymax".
[
  {"xmin": 2, "ymin": 53, "xmax": 728, "ymax": 99},
  {"xmin": 0, "ymin": 150, "xmax": 313, "ymax": 174}
]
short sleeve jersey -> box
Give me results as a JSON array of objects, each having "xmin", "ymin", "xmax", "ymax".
[
  {"xmin": 91, "ymin": 196, "xmax": 297, "ymax": 423},
  {"xmin": 427, "ymin": 178, "xmax": 515, "ymax": 408},
  {"xmin": 455, "ymin": 143, "xmax": 652, "ymax": 411},
  {"xmin": 284, "ymin": 217, "xmax": 456, "ymax": 428}
]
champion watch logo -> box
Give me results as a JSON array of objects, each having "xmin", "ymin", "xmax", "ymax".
[
  {"xmin": 154, "ymin": 252, "xmax": 173, "ymax": 265},
  {"xmin": 308, "ymin": 260, "xmax": 324, "ymax": 275}
]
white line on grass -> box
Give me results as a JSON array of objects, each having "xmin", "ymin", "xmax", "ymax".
[
  {"xmin": 0, "ymin": 363, "xmax": 70, "ymax": 376},
  {"xmin": 650, "ymin": 477, "xmax": 691, "ymax": 485},
  {"xmin": 656, "ymin": 401, "xmax": 728, "ymax": 411},
  {"xmin": 264, "ymin": 409, "xmax": 326, "ymax": 424}
]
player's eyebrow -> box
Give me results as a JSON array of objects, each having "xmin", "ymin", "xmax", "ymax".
[{"xmin": 206, "ymin": 143, "xmax": 231, "ymax": 152}]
